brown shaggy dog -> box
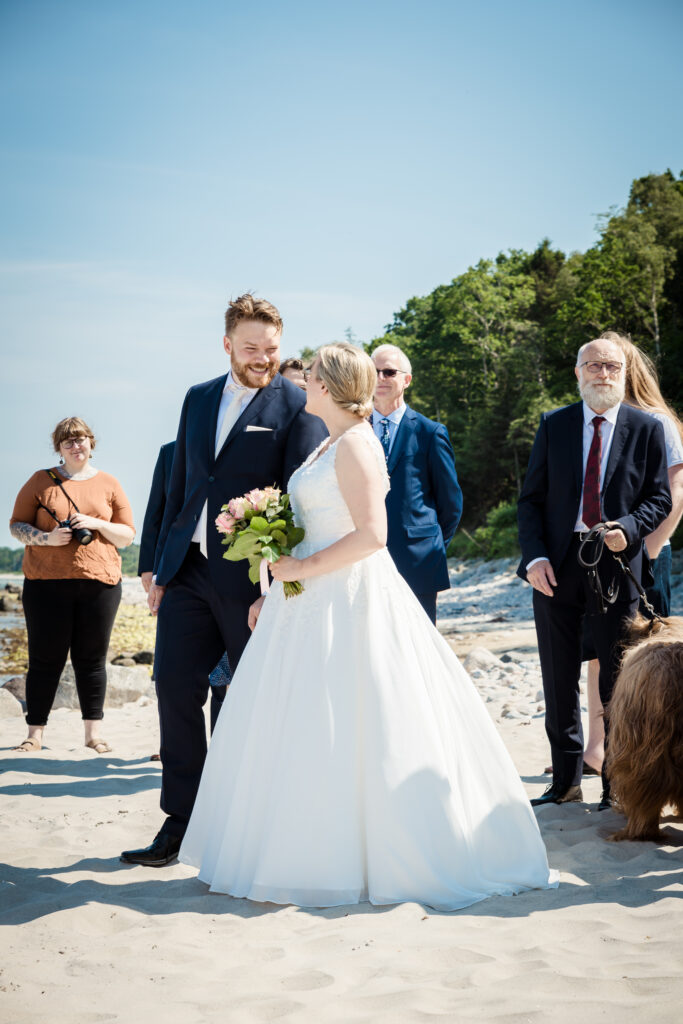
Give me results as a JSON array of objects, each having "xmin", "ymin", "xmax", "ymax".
[{"xmin": 606, "ymin": 614, "xmax": 683, "ymax": 841}]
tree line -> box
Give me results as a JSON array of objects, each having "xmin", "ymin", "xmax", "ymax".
[{"xmin": 361, "ymin": 171, "xmax": 683, "ymax": 557}]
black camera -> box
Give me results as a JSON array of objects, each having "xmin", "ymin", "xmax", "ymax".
[{"xmin": 61, "ymin": 519, "xmax": 93, "ymax": 545}]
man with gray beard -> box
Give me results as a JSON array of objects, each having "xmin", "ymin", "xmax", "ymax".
[{"xmin": 517, "ymin": 336, "xmax": 671, "ymax": 811}]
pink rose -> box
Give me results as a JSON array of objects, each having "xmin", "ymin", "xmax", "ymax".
[
  {"xmin": 215, "ymin": 512, "xmax": 236, "ymax": 535},
  {"xmin": 228, "ymin": 497, "xmax": 248, "ymax": 519},
  {"xmin": 246, "ymin": 488, "xmax": 268, "ymax": 511}
]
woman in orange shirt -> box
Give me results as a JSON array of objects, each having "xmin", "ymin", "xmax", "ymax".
[{"xmin": 10, "ymin": 417, "xmax": 135, "ymax": 754}]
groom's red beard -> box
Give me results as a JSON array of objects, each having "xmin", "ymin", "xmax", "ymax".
[{"xmin": 231, "ymin": 357, "xmax": 279, "ymax": 390}]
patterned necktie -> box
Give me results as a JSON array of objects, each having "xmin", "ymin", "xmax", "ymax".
[
  {"xmin": 379, "ymin": 418, "xmax": 391, "ymax": 460},
  {"xmin": 582, "ymin": 415, "xmax": 605, "ymax": 528}
]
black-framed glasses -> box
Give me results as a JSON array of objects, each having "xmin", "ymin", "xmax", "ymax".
[
  {"xmin": 579, "ymin": 361, "xmax": 623, "ymax": 376},
  {"xmin": 61, "ymin": 437, "xmax": 89, "ymax": 449},
  {"xmin": 376, "ymin": 368, "xmax": 406, "ymax": 379}
]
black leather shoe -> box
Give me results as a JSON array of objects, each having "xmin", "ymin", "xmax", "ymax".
[
  {"xmin": 597, "ymin": 788, "xmax": 612, "ymax": 812},
  {"xmin": 531, "ymin": 784, "xmax": 583, "ymax": 807},
  {"xmin": 120, "ymin": 830, "xmax": 182, "ymax": 866}
]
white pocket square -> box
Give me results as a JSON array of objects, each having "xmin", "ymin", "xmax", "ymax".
[{"xmin": 245, "ymin": 425, "xmax": 273, "ymax": 432}]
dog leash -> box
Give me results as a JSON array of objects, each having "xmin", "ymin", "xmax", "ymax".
[{"xmin": 577, "ymin": 523, "xmax": 663, "ymax": 624}]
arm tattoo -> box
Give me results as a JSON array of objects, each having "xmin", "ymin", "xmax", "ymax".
[{"xmin": 10, "ymin": 522, "xmax": 50, "ymax": 546}]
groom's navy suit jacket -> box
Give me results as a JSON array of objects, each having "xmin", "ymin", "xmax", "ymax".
[
  {"xmin": 517, "ymin": 401, "xmax": 671, "ymax": 595},
  {"xmin": 385, "ymin": 406, "xmax": 463, "ymax": 595},
  {"xmin": 154, "ymin": 373, "xmax": 327, "ymax": 602}
]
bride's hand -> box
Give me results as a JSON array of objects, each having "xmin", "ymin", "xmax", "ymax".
[
  {"xmin": 270, "ymin": 555, "xmax": 303, "ymax": 582},
  {"xmin": 248, "ymin": 595, "xmax": 266, "ymax": 631}
]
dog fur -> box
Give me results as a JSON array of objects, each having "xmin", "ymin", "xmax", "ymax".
[{"xmin": 606, "ymin": 614, "xmax": 683, "ymax": 841}]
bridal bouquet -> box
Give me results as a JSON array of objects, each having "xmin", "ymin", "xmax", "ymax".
[{"xmin": 215, "ymin": 486, "xmax": 305, "ymax": 597}]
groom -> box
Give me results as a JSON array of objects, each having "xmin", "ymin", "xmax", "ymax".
[{"xmin": 121, "ymin": 294, "xmax": 327, "ymax": 866}]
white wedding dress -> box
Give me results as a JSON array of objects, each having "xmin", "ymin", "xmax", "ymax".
[{"xmin": 180, "ymin": 424, "xmax": 558, "ymax": 910}]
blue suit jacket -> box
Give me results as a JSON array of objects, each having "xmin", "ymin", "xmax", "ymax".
[
  {"xmin": 137, "ymin": 441, "xmax": 175, "ymax": 575},
  {"xmin": 517, "ymin": 401, "xmax": 671, "ymax": 595},
  {"xmin": 154, "ymin": 373, "xmax": 327, "ymax": 600},
  {"xmin": 384, "ymin": 406, "xmax": 463, "ymax": 595}
]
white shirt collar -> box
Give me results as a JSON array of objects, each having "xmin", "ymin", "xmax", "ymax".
[
  {"xmin": 225, "ymin": 368, "xmax": 257, "ymax": 397},
  {"xmin": 582, "ymin": 400, "xmax": 620, "ymax": 426}
]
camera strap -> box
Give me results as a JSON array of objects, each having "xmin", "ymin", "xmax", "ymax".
[{"xmin": 43, "ymin": 468, "xmax": 82, "ymax": 516}]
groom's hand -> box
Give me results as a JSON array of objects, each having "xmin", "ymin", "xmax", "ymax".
[
  {"xmin": 148, "ymin": 582, "xmax": 166, "ymax": 616},
  {"xmin": 527, "ymin": 559, "xmax": 557, "ymax": 597},
  {"xmin": 248, "ymin": 595, "xmax": 266, "ymax": 631}
]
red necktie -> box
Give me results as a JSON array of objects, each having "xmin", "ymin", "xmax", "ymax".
[{"xmin": 582, "ymin": 415, "xmax": 605, "ymax": 528}]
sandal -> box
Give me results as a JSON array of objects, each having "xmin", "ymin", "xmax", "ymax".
[
  {"xmin": 86, "ymin": 739, "xmax": 112, "ymax": 754},
  {"xmin": 13, "ymin": 737, "xmax": 42, "ymax": 752}
]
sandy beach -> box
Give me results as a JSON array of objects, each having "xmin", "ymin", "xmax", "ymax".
[{"xmin": 1, "ymin": 564, "xmax": 682, "ymax": 1023}]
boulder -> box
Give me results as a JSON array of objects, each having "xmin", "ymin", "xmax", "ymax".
[
  {"xmin": 53, "ymin": 663, "xmax": 155, "ymax": 710},
  {"xmin": 0, "ymin": 595, "xmax": 20, "ymax": 612},
  {"xmin": 133, "ymin": 650, "xmax": 154, "ymax": 665},
  {"xmin": 0, "ymin": 686, "xmax": 24, "ymax": 718},
  {"xmin": 463, "ymin": 647, "xmax": 505, "ymax": 673},
  {"xmin": 3, "ymin": 675, "xmax": 26, "ymax": 701},
  {"xmin": 112, "ymin": 656, "xmax": 137, "ymax": 667},
  {"xmin": 4, "ymin": 583, "xmax": 22, "ymax": 595}
]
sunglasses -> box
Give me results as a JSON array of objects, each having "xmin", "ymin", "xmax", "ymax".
[{"xmin": 376, "ymin": 368, "xmax": 406, "ymax": 379}]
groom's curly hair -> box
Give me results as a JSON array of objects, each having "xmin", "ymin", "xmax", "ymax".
[{"xmin": 224, "ymin": 293, "xmax": 283, "ymax": 337}]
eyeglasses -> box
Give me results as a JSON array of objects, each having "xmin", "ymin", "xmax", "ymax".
[
  {"xmin": 61, "ymin": 437, "xmax": 89, "ymax": 449},
  {"xmin": 579, "ymin": 361, "xmax": 623, "ymax": 376},
  {"xmin": 376, "ymin": 368, "xmax": 406, "ymax": 379}
]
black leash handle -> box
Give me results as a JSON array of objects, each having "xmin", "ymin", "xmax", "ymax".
[{"xmin": 577, "ymin": 522, "xmax": 663, "ymax": 624}]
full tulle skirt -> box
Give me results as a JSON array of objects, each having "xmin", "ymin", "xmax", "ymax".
[{"xmin": 180, "ymin": 549, "xmax": 558, "ymax": 910}]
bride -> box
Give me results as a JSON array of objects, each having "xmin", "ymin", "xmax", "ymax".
[{"xmin": 179, "ymin": 343, "xmax": 558, "ymax": 910}]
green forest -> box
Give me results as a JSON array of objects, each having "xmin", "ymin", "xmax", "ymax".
[{"xmin": 364, "ymin": 171, "xmax": 683, "ymax": 557}]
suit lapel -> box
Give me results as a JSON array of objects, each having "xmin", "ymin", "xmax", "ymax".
[
  {"xmin": 602, "ymin": 404, "xmax": 628, "ymax": 494},
  {"xmin": 215, "ymin": 375, "xmax": 282, "ymax": 460},
  {"xmin": 387, "ymin": 406, "xmax": 416, "ymax": 473},
  {"xmin": 571, "ymin": 402, "xmax": 584, "ymax": 494},
  {"xmin": 207, "ymin": 375, "xmax": 228, "ymax": 465}
]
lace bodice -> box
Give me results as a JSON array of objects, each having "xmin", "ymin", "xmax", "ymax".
[{"xmin": 288, "ymin": 423, "xmax": 389, "ymax": 558}]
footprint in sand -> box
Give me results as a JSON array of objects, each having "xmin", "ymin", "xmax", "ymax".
[{"xmin": 280, "ymin": 970, "xmax": 334, "ymax": 991}]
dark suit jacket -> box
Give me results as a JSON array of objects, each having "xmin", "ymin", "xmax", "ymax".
[
  {"xmin": 384, "ymin": 406, "xmax": 463, "ymax": 595},
  {"xmin": 154, "ymin": 373, "xmax": 327, "ymax": 601},
  {"xmin": 137, "ymin": 441, "xmax": 176, "ymax": 575},
  {"xmin": 517, "ymin": 401, "xmax": 671, "ymax": 593}
]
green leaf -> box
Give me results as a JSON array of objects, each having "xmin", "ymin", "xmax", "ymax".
[
  {"xmin": 248, "ymin": 561, "xmax": 261, "ymax": 584},
  {"xmin": 269, "ymin": 519, "xmax": 287, "ymax": 532},
  {"xmin": 249, "ymin": 516, "xmax": 269, "ymax": 534},
  {"xmin": 271, "ymin": 529, "xmax": 287, "ymax": 545},
  {"xmin": 287, "ymin": 526, "xmax": 305, "ymax": 547}
]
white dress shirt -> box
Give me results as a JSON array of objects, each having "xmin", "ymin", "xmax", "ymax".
[
  {"xmin": 372, "ymin": 404, "xmax": 406, "ymax": 455},
  {"xmin": 527, "ymin": 401, "xmax": 621, "ymax": 571},
  {"xmin": 191, "ymin": 370, "xmax": 258, "ymax": 550}
]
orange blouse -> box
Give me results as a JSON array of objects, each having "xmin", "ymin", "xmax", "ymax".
[{"xmin": 10, "ymin": 469, "xmax": 135, "ymax": 585}]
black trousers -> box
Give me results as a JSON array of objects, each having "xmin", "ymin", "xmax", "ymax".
[
  {"xmin": 415, "ymin": 591, "xmax": 438, "ymax": 625},
  {"xmin": 22, "ymin": 577, "xmax": 122, "ymax": 726},
  {"xmin": 532, "ymin": 536, "xmax": 638, "ymax": 790},
  {"xmin": 154, "ymin": 545, "xmax": 253, "ymax": 838}
]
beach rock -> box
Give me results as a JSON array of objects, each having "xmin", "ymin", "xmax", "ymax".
[
  {"xmin": 463, "ymin": 647, "xmax": 504, "ymax": 673},
  {"xmin": 0, "ymin": 686, "xmax": 24, "ymax": 717},
  {"xmin": 4, "ymin": 583, "xmax": 22, "ymax": 595},
  {"xmin": 133, "ymin": 650, "xmax": 154, "ymax": 665},
  {"xmin": 112, "ymin": 656, "xmax": 137, "ymax": 667},
  {"xmin": 53, "ymin": 663, "xmax": 155, "ymax": 710},
  {"xmin": 3, "ymin": 675, "xmax": 26, "ymax": 701},
  {"xmin": 0, "ymin": 595, "xmax": 20, "ymax": 612}
]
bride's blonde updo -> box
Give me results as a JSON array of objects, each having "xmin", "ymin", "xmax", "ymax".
[{"xmin": 314, "ymin": 343, "xmax": 376, "ymax": 418}]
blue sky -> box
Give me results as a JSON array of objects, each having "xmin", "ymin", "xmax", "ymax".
[{"xmin": 2, "ymin": 0, "xmax": 682, "ymax": 549}]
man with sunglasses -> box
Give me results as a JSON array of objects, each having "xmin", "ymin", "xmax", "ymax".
[
  {"xmin": 371, "ymin": 344, "xmax": 462, "ymax": 624},
  {"xmin": 518, "ymin": 335, "xmax": 671, "ymax": 811}
]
